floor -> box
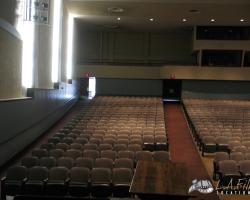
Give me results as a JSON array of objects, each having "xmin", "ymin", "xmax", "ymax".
[{"xmin": 1, "ymin": 99, "xmax": 250, "ymax": 200}]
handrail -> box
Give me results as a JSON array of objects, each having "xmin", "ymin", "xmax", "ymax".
[{"xmin": 0, "ymin": 97, "xmax": 76, "ymax": 146}]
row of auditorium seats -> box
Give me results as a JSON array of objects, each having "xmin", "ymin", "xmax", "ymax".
[
  {"xmin": 2, "ymin": 96, "xmax": 169, "ymax": 199},
  {"xmin": 1, "ymin": 165, "xmax": 133, "ymax": 199},
  {"xmin": 182, "ymin": 98, "xmax": 250, "ymax": 183},
  {"xmin": 213, "ymin": 152, "xmax": 250, "ymax": 180},
  {"xmin": 21, "ymin": 151, "xmax": 170, "ymax": 169},
  {"xmin": 183, "ymin": 99, "xmax": 250, "ymax": 155}
]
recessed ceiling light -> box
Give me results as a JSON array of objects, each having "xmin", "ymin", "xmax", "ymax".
[
  {"xmin": 240, "ymin": 18, "xmax": 245, "ymax": 22},
  {"xmin": 189, "ymin": 9, "xmax": 200, "ymax": 13},
  {"xmin": 182, "ymin": 18, "xmax": 187, "ymax": 22},
  {"xmin": 107, "ymin": 7, "xmax": 124, "ymax": 13},
  {"xmin": 210, "ymin": 19, "xmax": 216, "ymax": 22},
  {"xmin": 117, "ymin": 17, "xmax": 121, "ymax": 21},
  {"xmin": 149, "ymin": 18, "xmax": 154, "ymax": 22}
]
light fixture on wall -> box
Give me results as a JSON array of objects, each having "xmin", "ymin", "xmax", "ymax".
[
  {"xmin": 51, "ymin": 0, "xmax": 62, "ymax": 83},
  {"xmin": 66, "ymin": 14, "xmax": 75, "ymax": 81}
]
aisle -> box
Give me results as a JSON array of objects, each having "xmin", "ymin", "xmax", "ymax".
[{"xmin": 165, "ymin": 103, "xmax": 219, "ymax": 200}]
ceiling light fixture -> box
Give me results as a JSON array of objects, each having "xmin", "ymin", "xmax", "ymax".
[
  {"xmin": 240, "ymin": 18, "xmax": 245, "ymax": 22},
  {"xmin": 189, "ymin": 9, "xmax": 200, "ymax": 14},
  {"xmin": 182, "ymin": 18, "xmax": 187, "ymax": 22},
  {"xmin": 149, "ymin": 18, "xmax": 154, "ymax": 22},
  {"xmin": 117, "ymin": 17, "xmax": 121, "ymax": 21},
  {"xmin": 107, "ymin": 7, "xmax": 124, "ymax": 13},
  {"xmin": 210, "ymin": 18, "xmax": 215, "ymax": 22}
]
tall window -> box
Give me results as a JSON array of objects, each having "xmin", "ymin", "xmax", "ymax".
[
  {"xmin": 51, "ymin": 0, "xmax": 62, "ymax": 83},
  {"xmin": 15, "ymin": 0, "xmax": 51, "ymax": 88},
  {"xmin": 15, "ymin": 0, "xmax": 35, "ymax": 88}
]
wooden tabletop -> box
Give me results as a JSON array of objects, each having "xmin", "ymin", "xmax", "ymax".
[{"xmin": 129, "ymin": 160, "xmax": 189, "ymax": 197}]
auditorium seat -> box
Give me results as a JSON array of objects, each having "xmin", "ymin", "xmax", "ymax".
[
  {"xmin": 49, "ymin": 149, "xmax": 64, "ymax": 160},
  {"xmin": 100, "ymin": 150, "xmax": 117, "ymax": 161},
  {"xmin": 65, "ymin": 149, "xmax": 82, "ymax": 159},
  {"xmin": 114, "ymin": 144, "xmax": 127, "ymax": 152},
  {"xmin": 40, "ymin": 143, "xmax": 55, "ymax": 151},
  {"xmin": 40, "ymin": 157, "xmax": 56, "ymax": 169},
  {"xmin": 21, "ymin": 157, "xmax": 39, "ymax": 169},
  {"xmin": 128, "ymin": 144, "xmax": 142, "ymax": 152},
  {"xmin": 83, "ymin": 150, "xmax": 99, "ymax": 160},
  {"xmin": 118, "ymin": 151, "xmax": 135, "ymax": 161},
  {"xmin": 239, "ymin": 160, "xmax": 250, "ymax": 177},
  {"xmin": 75, "ymin": 138, "xmax": 88, "ymax": 146},
  {"xmin": 91, "ymin": 168, "xmax": 112, "ymax": 198},
  {"xmin": 70, "ymin": 143, "xmax": 83, "ymax": 150},
  {"xmin": 94, "ymin": 158, "xmax": 113, "ymax": 169},
  {"xmin": 114, "ymin": 158, "xmax": 134, "ymax": 170},
  {"xmin": 75, "ymin": 157, "xmax": 94, "ymax": 170},
  {"xmin": 1, "ymin": 166, "xmax": 27, "ymax": 200},
  {"xmin": 55, "ymin": 143, "xmax": 70, "ymax": 151},
  {"xmin": 57, "ymin": 157, "xmax": 74, "ymax": 169},
  {"xmin": 45, "ymin": 167, "xmax": 69, "ymax": 196},
  {"xmin": 62, "ymin": 137, "xmax": 75, "ymax": 145},
  {"xmin": 218, "ymin": 160, "xmax": 241, "ymax": 181},
  {"xmin": 99, "ymin": 143, "xmax": 113, "ymax": 151},
  {"xmin": 32, "ymin": 149, "xmax": 48, "ymax": 159},
  {"xmin": 48, "ymin": 137, "xmax": 61, "ymax": 144},
  {"xmin": 213, "ymin": 152, "xmax": 230, "ymax": 180},
  {"xmin": 83, "ymin": 143, "xmax": 98, "ymax": 150},
  {"xmin": 68, "ymin": 167, "xmax": 90, "ymax": 197},
  {"xmin": 230, "ymin": 152, "xmax": 244, "ymax": 163},
  {"xmin": 112, "ymin": 168, "xmax": 133, "ymax": 197},
  {"xmin": 135, "ymin": 151, "xmax": 152, "ymax": 162},
  {"xmin": 23, "ymin": 166, "xmax": 48, "ymax": 195}
]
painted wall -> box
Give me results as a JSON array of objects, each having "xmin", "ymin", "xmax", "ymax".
[
  {"xmin": 0, "ymin": 21, "xmax": 22, "ymax": 99},
  {"xmin": 96, "ymin": 78, "xmax": 162, "ymax": 96},
  {"xmin": 75, "ymin": 24, "xmax": 196, "ymax": 65},
  {"xmin": 76, "ymin": 64, "xmax": 250, "ymax": 81},
  {"xmin": 0, "ymin": 0, "xmax": 16, "ymax": 25},
  {"xmin": 0, "ymin": 81, "xmax": 79, "ymax": 167},
  {"xmin": 182, "ymin": 80, "xmax": 250, "ymax": 99}
]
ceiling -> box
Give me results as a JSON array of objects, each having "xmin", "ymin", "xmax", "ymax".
[{"xmin": 65, "ymin": 0, "xmax": 250, "ymax": 32}]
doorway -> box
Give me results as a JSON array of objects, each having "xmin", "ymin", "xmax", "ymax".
[{"xmin": 163, "ymin": 79, "xmax": 182, "ymax": 102}]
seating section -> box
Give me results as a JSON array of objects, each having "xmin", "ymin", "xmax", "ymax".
[
  {"xmin": 1, "ymin": 96, "xmax": 169, "ymax": 199},
  {"xmin": 183, "ymin": 98, "xmax": 250, "ymax": 182}
]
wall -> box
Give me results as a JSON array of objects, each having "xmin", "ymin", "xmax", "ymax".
[
  {"xmin": 0, "ymin": 20, "xmax": 22, "ymax": 99},
  {"xmin": 0, "ymin": 0, "xmax": 16, "ymax": 25},
  {"xmin": 96, "ymin": 78, "xmax": 162, "ymax": 96},
  {"xmin": 76, "ymin": 64, "xmax": 250, "ymax": 81},
  {"xmin": 0, "ymin": 81, "xmax": 79, "ymax": 168},
  {"xmin": 75, "ymin": 23, "xmax": 196, "ymax": 65},
  {"xmin": 182, "ymin": 80, "xmax": 250, "ymax": 99}
]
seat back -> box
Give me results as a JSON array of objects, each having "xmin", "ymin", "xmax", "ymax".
[
  {"xmin": 40, "ymin": 157, "xmax": 56, "ymax": 169},
  {"xmin": 49, "ymin": 167, "xmax": 69, "ymax": 181},
  {"xmin": 6, "ymin": 165, "xmax": 27, "ymax": 181},
  {"xmin": 70, "ymin": 167, "xmax": 89, "ymax": 183},
  {"xmin": 28, "ymin": 166, "xmax": 48, "ymax": 181},
  {"xmin": 75, "ymin": 157, "xmax": 94, "ymax": 170}
]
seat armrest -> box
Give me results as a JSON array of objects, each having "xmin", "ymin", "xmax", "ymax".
[
  {"xmin": 1, "ymin": 176, "xmax": 6, "ymax": 183},
  {"xmin": 65, "ymin": 178, "xmax": 70, "ymax": 185},
  {"xmin": 22, "ymin": 177, "xmax": 28, "ymax": 183},
  {"xmin": 43, "ymin": 178, "xmax": 48, "ymax": 183}
]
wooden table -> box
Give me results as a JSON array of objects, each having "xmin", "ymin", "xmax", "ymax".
[{"xmin": 129, "ymin": 160, "xmax": 192, "ymax": 200}]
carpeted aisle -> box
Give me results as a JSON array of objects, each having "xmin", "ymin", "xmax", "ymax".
[{"xmin": 165, "ymin": 103, "xmax": 219, "ymax": 200}]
